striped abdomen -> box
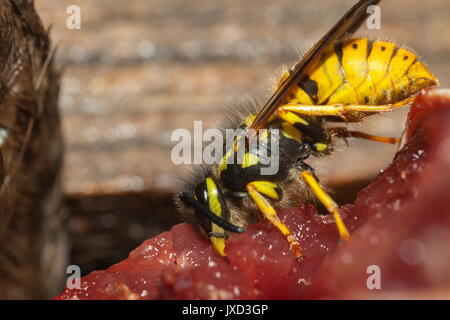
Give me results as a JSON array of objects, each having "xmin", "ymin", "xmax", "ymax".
[{"xmin": 284, "ymin": 38, "xmax": 438, "ymax": 106}]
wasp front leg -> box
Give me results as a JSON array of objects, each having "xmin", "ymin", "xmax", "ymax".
[
  {"xmin": 299, "ymin": 169, "xmax": 350, "ymax": 241},
  {"xmin": 246, "ymin": 181, "xmax": 302, "ymax": 258}
]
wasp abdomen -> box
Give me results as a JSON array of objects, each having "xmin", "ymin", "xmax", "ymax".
[{"xmin": 287, "ymin": 38, "xmax": 437, "ymax": 107}]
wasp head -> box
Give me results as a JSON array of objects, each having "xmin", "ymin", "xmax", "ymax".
[{"xmin": 178, "ymin": 176, "xmax": 244, "ymax": 256}]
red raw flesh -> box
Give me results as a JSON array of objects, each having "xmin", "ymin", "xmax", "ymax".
[
  {"xmin": 306, "ymin": 88, "xmax": 450, "ymax": 299},
  {"xmin": 57, "ymin": 88, "xmax": 450, "ymax": 300}
]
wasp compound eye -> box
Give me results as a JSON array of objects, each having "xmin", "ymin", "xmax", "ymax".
[{"xmin": 194, "ymin": 181, "xmax": 209, "ymax": 204}]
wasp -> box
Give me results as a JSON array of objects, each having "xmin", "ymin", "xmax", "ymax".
[{"xmin": 177, "ymin": 0, "xmax": 438, "ymax": 258}]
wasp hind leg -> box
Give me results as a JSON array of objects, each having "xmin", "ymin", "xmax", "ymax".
[
  {"xmin": 246, "ymin": 181, "xmax": 302, "ymax": 258},
  {"xmin": 327, "ymin": 127, "xmax": 401, "ymax": 145},
  {"xmin": 277, "ymin": 101, "xmax": 406, "ymax": 145},
  {"xmin": 300, "ymin": 170, "xmax": 350, "ymax": 241},
  {"xmin": 276, "ymin": 96, "xmax": 416, "ymax": 118}
]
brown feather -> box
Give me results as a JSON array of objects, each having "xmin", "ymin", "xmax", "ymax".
[{"xmin": 0, "ymin": 0, "xmax": 65, "ymax": 299}]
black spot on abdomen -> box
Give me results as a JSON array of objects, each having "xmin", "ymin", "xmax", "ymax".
[{"xmin": 299, "ymin": 76, "xmax": 318, "ymax": 103}]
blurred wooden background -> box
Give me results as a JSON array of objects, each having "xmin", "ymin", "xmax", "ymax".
[{"xmin": 33, "ymin": 0, "xmax": 450, "ymax": 272}]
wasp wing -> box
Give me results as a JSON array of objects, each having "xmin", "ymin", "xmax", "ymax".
[{"xmin": 250, "ymin": 0, "xmax": 382, "ymax": 131}]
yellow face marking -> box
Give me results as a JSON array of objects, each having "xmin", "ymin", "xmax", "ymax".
[
  {"xmin": 281, "ymin": 122, "xmax": 302, "ymax": 142},
  {"xmin": 205, "ymin": 178, "xmax": 224, "ymax": 227},
  {"xmin": 205, "ymin": 177, "xmax": 227, "ymax": 256},
  {"xmin": 205, "ymin": 177, "xmax": 222, "ymax": 217},
  {"xmin": 242, "ymin": 152, "xmax": 260, "ymax": 169}
]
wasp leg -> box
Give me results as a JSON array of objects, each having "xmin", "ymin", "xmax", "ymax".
[
  {"xmin": 276, "ymin": 106, "xmax": 330, "ymax": 152},
  {"xmin": 300, "ymin": 170, "xmax": 350, "ymax": 241},
  {"xmin": 276, "ymin": 96, "xmax": 416, "ymax": 117},
  {"xmin": 246, "ymin": 181, "xmax": 302, "ymax": 258},
  {"xmin": 328, "ymin": 127, "xmax": 400, "ymax": 145}
]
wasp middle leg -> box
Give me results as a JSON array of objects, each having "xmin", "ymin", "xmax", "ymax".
[
  {"xmin": 246, "ymin": 181, "xmax": 302, "ymax": 258},
  {"xmin": 299, "ymin": 168, "xmax": 350, "ymax": 242}
]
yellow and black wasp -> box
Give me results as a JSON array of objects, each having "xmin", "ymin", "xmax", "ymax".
[{"xmin": 177, "ymin": 0, "xmax": 438, "ymax": 258}]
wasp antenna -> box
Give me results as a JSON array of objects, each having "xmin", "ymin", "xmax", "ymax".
[{"xmin": 179, "ymin": 193, "xmax": 245, "ymax": 233}]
